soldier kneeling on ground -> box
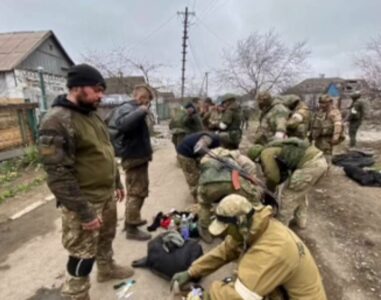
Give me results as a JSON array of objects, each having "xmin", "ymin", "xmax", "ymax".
[
  {"xmin": 196, "ymin": 147, "xmax": 263, "ymax": 243},
  {"xmin": 171, "ymin": 195, "xmax": 327, "ymax": 300},
  {"xmin": 248, "ymin": 138, "xmax": 327, "ymax": 229},
  {"xmin": 176, "ymin": 132, "xmax": 221, "ymax": 202}
]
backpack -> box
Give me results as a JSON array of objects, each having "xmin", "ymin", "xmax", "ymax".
[{"xmin": 132, "ymin": 232, "xmax": 203, "ymax": 280}]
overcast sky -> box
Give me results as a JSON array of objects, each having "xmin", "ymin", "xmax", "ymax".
[{"xmin": 1, "ymin": 0, "xmax": 380, "ymax": 95}]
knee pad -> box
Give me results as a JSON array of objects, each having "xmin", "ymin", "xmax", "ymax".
[{"xmin": 67, "ymin": 256, "xmax": 95, "ymax": 277}]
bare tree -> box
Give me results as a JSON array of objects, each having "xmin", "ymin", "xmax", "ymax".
[
  {"xmin": 218, "ymin": 30, "xmax": 310, "ymax": 97},
  {"xmin": 355, "ymin": 35, "xmax": 381, "ymax": 91},
  {"xmin": 81, "ymin": 48, "xmax": 167, "ymax": 91}
]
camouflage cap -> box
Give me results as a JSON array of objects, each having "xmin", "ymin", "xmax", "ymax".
[
  {"xmin": 209, "ymin": 194, "xmax": 261, "ymax": 236},
  {"xmin": 318, "ymin": 94, "xmax": 333, "ymax": 103},
  {"xmin": 247, "ymin": 144, "xmax": 264, "ymax": 162}
]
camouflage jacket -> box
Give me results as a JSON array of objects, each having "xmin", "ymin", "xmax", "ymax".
[
  {"xmin": 311, "ymin": 106, "xmax": 344, "ymax": 153},
  {"xmin": 348, "ymin": 99, "xmax": 365, "ymax": 123},
  {"xmin": 39, "ymin": 95, "xmax": 121, "ymax": 222},
  {"xmin": 169, "ymin": 107, "xmax": 204, "ymax": 135},
  {"xmin": 254, "ymin": 101, "xmax": 290, "ymax": 145},
  {"xmin": 220, "ymin": 102, "xmax": 242, "ymax": 131},
  {"xmin": 286, "ymin": 102, "xmax": 311, "ymax": 139}
]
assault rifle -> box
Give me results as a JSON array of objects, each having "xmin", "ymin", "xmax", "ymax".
[{"xmin": 204, "ymin": 149, "xmax": 279, "ymax": 212}]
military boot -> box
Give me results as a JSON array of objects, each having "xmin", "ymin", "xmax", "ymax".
[
  {"xmin": 198, "ymin": 226, "xmax": 214, "ymax": 244},
  {"xmin": 126, "ymin": 225, "xmax": 151, "ymax": 241},
  {"xmin": 61, "ymin": 275, "xmax": 90, "ymax": 300},
  {"xmin": 97, "ymin": 261, "xmax": 134, "ymax": 283}
]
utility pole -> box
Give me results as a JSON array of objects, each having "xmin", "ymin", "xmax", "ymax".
[{"xmin": 178, "ymin": 6, "xmax": 195, "ymax": 101}]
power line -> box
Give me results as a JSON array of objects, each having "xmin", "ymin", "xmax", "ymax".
[
  {"xmin": 199, "ymin": 0, "xmax": 219, "ymax": 18},
  {"xmin": 188, "ymin": 39, "xmax": 203, "ymax": 76},
  {"xmin": 195, "ymin": 15, "xmax": 232, "ymax": 47},
  {"xmin": 202, "ymin": 0, "xmax": 229, "ymax": 18},
  {"xmin": 126, "ymin": 13, "xmax": 177, "ymax": 52}
]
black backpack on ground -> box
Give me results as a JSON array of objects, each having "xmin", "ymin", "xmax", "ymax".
[{"xmin": 132, "ymin": 232, "xmax": 203, "ymax": 280}]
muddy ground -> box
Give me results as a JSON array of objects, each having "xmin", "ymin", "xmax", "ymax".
[{"xmin": 0, "ymin": 125, "xmax": 380, "ymax": 300}]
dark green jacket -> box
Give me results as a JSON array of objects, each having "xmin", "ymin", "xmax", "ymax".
[{"xmin": 39, "ymin": 95, "xmax": 120, "ymax": 222}]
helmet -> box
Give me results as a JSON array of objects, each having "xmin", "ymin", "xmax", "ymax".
[
  {"xmin": 217, "ymin": 93, "xmax": 236, "ymax": 105},
  {"xmin": 256, "ymin": 91, "xmax": 273, "ymax": 109},
  {"xmin": 247, "ymin": 144, "xmax": 264, "ymax": 162},
  {"xmin": 350, "ymin": 91, "xmax": 361, "ymax": 100},
  {"xmin": 209, "ymin": 194, "xmax": 258, "ymax": 236},
  {"xmin": 281, "ymin": 94, "xmax": 301, "ymax": 109},
  {"xmin": 318, "ymin": 94, "xmax": 333, "ymax": 103}
]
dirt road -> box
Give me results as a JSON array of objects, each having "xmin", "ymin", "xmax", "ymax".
[
  {"xmin": 0, "ymin": 130, "xmax": 380, "ymax": 299},
  {"xmin": 0, "ymin": 140, "xmax": 228, "ymax": 300}
]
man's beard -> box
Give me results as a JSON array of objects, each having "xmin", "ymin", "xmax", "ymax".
[{"xmin": 77, "ymin": 91, "xmax": 99, "ymax": 111}]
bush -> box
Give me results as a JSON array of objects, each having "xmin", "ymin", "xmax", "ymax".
[{"xmin": 21, "ymin": 146, "xmax": 41, "ymax": 168}]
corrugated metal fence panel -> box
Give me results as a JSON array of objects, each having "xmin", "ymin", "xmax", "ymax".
[{"xmin": 157, "ymin": 103, "xmax": 170, "ymax": 120}]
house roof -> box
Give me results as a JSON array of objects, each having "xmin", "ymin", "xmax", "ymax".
[
  {"xmin": 285, "ymin": 77, "xmax": 344, "ymax": 94},
  {"xmin": 105, "ymin": 76, "xmax": 146, "ymax": 95},
  {"xmin": 0, "ymin": 30, "xmax": 74, "ymax": 72}
]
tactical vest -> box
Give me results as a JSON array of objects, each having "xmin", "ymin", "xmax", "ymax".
[
  {"xmin": 267, "ymin": 138, "xmax": 309, "ymax": 171},
  {"xmin": 199, "ymin": 156, "xmax": 239, "ymax": 185}
]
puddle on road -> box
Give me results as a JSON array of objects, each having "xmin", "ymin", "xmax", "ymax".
[{"xmin": 26, "ymin": 287, "xmax": 62, "ymax": 300}]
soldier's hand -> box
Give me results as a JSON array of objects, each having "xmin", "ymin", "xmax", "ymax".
[
  {"xmin": 140, "ymin": 105, "xmax": 149, "ymax": 113},
  {"xmin": 115, "ymin": 188, "xmax": 125, "ymax": 202},
  {"xmin": 82, "ymin": 217, "xmax": 103, "ymax": 231},
  {"xmin": 170, "ymin": 271, "xmax": 191, "ymax": 290}
]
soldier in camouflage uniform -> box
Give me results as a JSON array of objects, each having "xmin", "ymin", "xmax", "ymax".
[
  {"xmin": 248, "ymin": 138, "xmax": 327, "ymax": 229},
  {"xmin": 172, "ymin": 195, "xmax": 327, "ymax": 300},
  {"xmin": 208, "ymin": 104, "xmax": 222, "ymax": 131},
  {"xmin": 254, "ymin": 92, "xmax": 290, "ymax": 145},
  {"xmin": 169, "ymin": 98, "xmax": 204, "ymax": 148},
  {"xmin": 281, "ymin": 94, "xmax": 311, "ymax": 139},
  {"xmin": 200, "ymin": 97, "xmax": 214, "ymax": 128},
  {"xmin": 197, "ymin": 147, "xmax": 263, "ymax": 243},
  {"xmin": 347, "ymin": 91, "xmax": 365, "ymax": 147},
  {"xmin": 217, "ymin": 94, "xmax": 243, "ymax": 149},
  {"xmin": 176, "ymin": 132, "xmax": 221, "ymax": 201},
  {"xmin": 39, "ymin": 64, "xmax": 132, "ymax": 300},
  {"xmin": 310, "ymin": 95, "xmax": 344, "ymax": 162}
]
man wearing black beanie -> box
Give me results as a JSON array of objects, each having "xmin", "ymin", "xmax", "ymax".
[{"xmin": 38, "ymin": 64, "xmax": 133, "ymax": 300}]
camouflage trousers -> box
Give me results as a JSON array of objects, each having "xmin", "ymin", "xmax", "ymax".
[
  {"xmin": 197, "ymin": 181, "xmax": 262, "ymax": 229},
  {"xmin": 122, "ymin": 159, "xmax": 149, "ymax": 226},
  {"xmin": 177, "ymin": 154, "xmax": 200, "ymax": 200},
  {"xmin": 61, "ymin": 197, "xmax": 117, "ymax": 299},
  {"xmin": 349, "ymin": 121, "xmax": 361, "ymax": 147},
  {"xmin": 278, "ymin": 154, "xmax": 327, "ymax": 229}
]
